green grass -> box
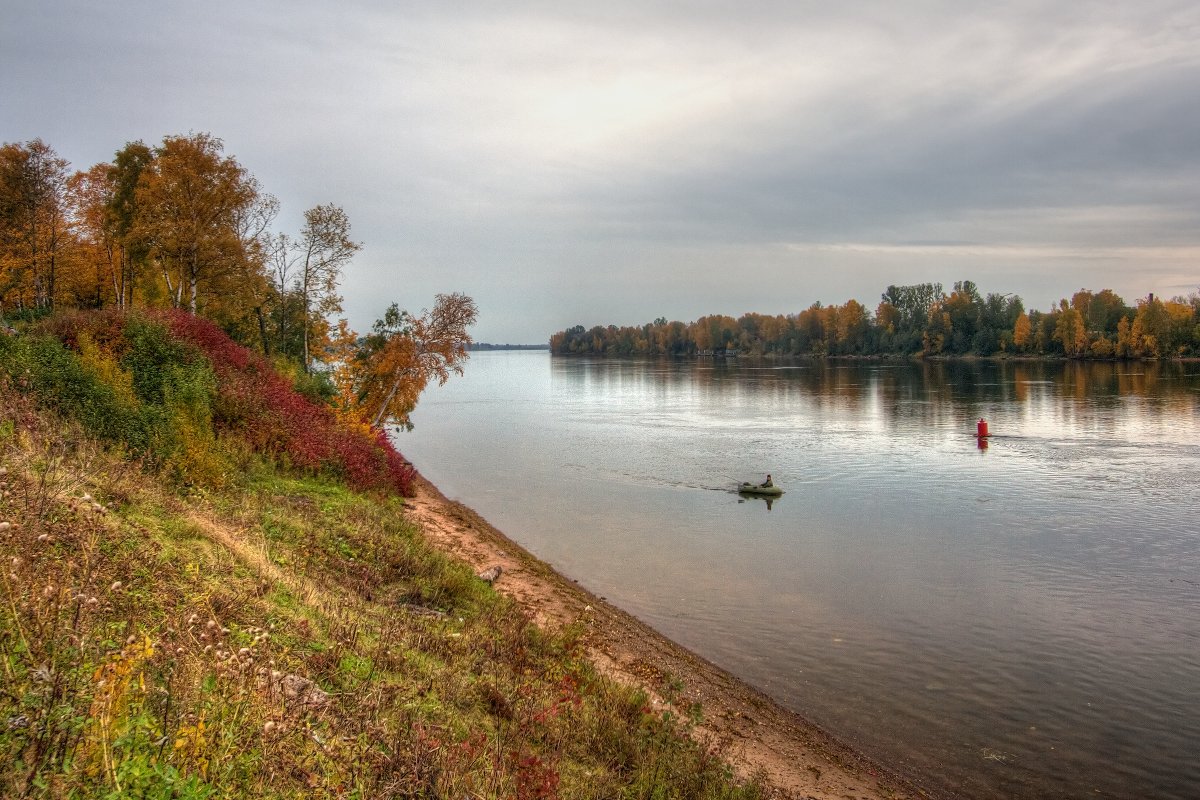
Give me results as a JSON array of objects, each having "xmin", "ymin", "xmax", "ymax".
[{"xmin": 1, "ymin": 362, "xmax": 765, "ymax": 799}]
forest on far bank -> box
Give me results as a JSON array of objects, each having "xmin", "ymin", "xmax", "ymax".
[{"xmin": 551, "ymin": 281, "xmax": 1200, "ymax": 359}]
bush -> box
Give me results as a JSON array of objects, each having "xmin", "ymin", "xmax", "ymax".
[
  {"xmin": 2, "ymin": 309, "xmax": 415, "ymax": 496},
  {"xmin": 162, "ymin": 310, "xmax": 414, "ymax": 495},
  {"xmin": 0, "ymin": 330, "xmax": 153, "ymax": 452}
]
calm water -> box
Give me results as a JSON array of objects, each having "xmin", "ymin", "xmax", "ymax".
[{"xmin": 396, "ymin": 353, "xmax": 1200, "ymax": 799}]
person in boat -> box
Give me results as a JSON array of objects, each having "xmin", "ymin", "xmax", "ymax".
[{"xmin": 761, "ymin": 474, "xmax": 773, "ymax": 488}]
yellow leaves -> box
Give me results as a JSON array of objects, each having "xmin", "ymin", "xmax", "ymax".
[
  {"xmin": 133, "ymin": 133, "xmax": 262, "ymax": 314},
  {"xmin": 1116, "ymin": 316, "xmax": 1133, "ymax": 357},
  {"xmin": 78, "ymin": 333, "xmax": 138, "ymax": 409},
  {"xmin": 174, "ymin": 714, "xmax": 211, "ymax": 780},
  {"xmin": 1013, "ymin": 312, "xmax": 1032, "ymax": 351},
  {"xmin": 84, "ymin": 635, "xmax": 157, "ymax": 787},
  {"xmin": 332, "ymin": 294, "xmax": 478, "ymax": 429},
  {"xmin": 89, "ymin": 635, "xmax": 155, "ymax": 704},
  {"xmin": 1052, "ymin": 307, "xmax": 1087, "ymax": 357}
]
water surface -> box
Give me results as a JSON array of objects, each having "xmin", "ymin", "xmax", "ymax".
[{"xmin": 397, "ymin": 353, "xmax": 1200, "ymax": 799}]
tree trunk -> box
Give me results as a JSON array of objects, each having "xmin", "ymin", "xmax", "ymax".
[
  {"xmin": 256, "ymin": 306, "xmax": 271, "ymax": 356},
  {"xmin": 372, "ymin": 374, "xmax": 404, "ymax": 429}
]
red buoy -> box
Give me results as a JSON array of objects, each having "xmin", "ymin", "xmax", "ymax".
[{"xmin": 977, "ymin": 418, "xmax": 989, "ymax": 438}]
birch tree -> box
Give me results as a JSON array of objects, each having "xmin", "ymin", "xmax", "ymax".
[
  {"xmin": 132, "ymin": 133, "xmax": 259, "ymax": 314},
  {"xmin": 296, "ymin": 204, "xmax": 359, "ymax": 371},
  {"xmin": 108, "ymin": 141, "xmax": 153, "ymax": 307},
  {"xmin": 335, "ymin": 292, "xmax": 477, "ymax": 429}
]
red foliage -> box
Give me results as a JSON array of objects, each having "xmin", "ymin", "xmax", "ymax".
[
  {"xmin": 158, "ymin": 309, "xmax": 415, "ymax": 496},
  {"xmin": 37, "ymin": 307, "xmax": 131, "ymax": 351},
  {"xmin": 511, "ymin": 752, "xmax": 561, "ymax": 800}
]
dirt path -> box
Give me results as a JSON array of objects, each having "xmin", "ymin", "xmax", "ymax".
[{"xmin": 404, "ymin": 475, "xmax": 938, "ymax": 800}]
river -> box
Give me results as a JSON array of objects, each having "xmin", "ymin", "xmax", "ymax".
[{"xmin": 395, "ymin": 352, "xmax": 1200, "ymax": 799}]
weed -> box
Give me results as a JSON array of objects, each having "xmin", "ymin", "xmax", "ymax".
[{"xmin": 1, "ymin": 311, "xmax": 767, "ymax": 799}]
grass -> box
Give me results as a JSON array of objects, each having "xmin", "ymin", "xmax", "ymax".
[{"xmin": 0, "ymin": 374, "xmax": 765, "ymax": 799}]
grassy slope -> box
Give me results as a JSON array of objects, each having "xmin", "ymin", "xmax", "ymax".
[{"xmin": 0, "ymin": 320, "xmax": 764, "ymax": 799}]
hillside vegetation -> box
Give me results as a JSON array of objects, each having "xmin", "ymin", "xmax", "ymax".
[{"xmin": 0, "ymin": 311, "xmax": 762, "ymax": 799}]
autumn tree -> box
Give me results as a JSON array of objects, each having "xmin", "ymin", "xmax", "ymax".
[
  {"xmin": 689, "ymin": 314, "xmax": 738, "ymax": 352},
  {"xmin": 0, "ymin": 139, "xmax": 73, "ymax": 312},
  {"xmin": 1115, "ymin": 316, "xmax": 1133, "ymax": 357},
  {"xmin": 295, "ymin": 204, "xmax": 359, "ymax": 371},
  {"xmin": 107, "ymin": 141, "xmax": 154, "ymax": 307},
  {"xmin": 1053, "ymin": 301, "xmax": 1088, "ymax": 357},
  {"xmin": 794, "ymin": 303, "xmax": 828, "ymax": 354},
  {"xmin": 833, "ymin": 299, "xmax": 870, "ymax": 353},
  {"xmin": 337, "ymin": 293, "xmax": 478, "ymax": 429},
  {"xmin": 63, "ymin": 164, "xmax": 119, "ymax": 307},
  {"xmin": 1012, "ymin": 312, "xmax": 1032, "ymax": 352},
  {"xmin": 1161, "ymin": 296, "xmax": 1196, "ymax": 357},
  {"xmin": 67, "ymin": 163, "xmax": 118, "ymax": 307},
  {"xmin": 1130, "ymin": 295, "xmax": 1169, "ymax": 357},
  {"xmin": 132, "ymin": 133, "xmax": 266, "ymax": 316}
]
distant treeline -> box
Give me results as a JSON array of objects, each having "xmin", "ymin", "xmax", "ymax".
[
  {"xmin": 468, "ymin": 343, "xmax": 550, "ymax": 351},
  {"xmin": 551, "ymin": 282, "xmax": 1200, "ymax": 359}
]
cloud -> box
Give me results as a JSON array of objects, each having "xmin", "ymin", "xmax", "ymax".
[{"xmin": 3, "ymin": 1, "xmax": 1198, "ymax": 341}]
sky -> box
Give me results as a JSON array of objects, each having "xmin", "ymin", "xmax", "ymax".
[{"xmin": 3, "ymin": 1, "xmax": 1198, "ymax": 343}]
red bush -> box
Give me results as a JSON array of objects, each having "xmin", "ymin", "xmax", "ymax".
[
  {"xmin": 159, "ymin": 310, "xmax": 415, "ymax": 496},
  {"xmin": 38, "ymin": 307, "xmax": 131, "ymax": 351}
]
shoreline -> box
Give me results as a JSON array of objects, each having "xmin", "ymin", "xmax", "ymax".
[{"xmin": 405, "ymin": 473, "xmax": 939, "ymax": 799}]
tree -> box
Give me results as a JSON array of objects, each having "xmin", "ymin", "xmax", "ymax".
[
  {"xmin": 1012, "ymin": 312, "xmax": 1032, "ymax": 352},
  {"xmin": 0, "ymin": 139, "xmax": 72, "ymax": 311},
  {"xmin": 880, "ymin": 282, "xmax": 943, "ymax": 353},
  {"xmin": 1163, "ymin": 297, "xmax": 1196, "ymax": 357},
  {"xmin": 1115, "ymin": 316, "xmax": 1133, "ymax": 358},
  {"xmin": 295, "ymin": 204, "xmax": 359, "ymax": 371},
  {"xmin": 261, "ymin": 232, "xmax": 299, "ymax": 357},
  {"xmin": 108, "ymin": 141, "xmax": 154, "ymax": 307},
  {"xmin": 833, "ymin": 299, "xmax": 870, "ymax": 353},
  {"xmin": 338, "ymin": 293, "xmax": 478, "ymax": 429},
  {"xmin": 1130, "ymin": 295, "xmax": 1169, "ymax": 357},
  {"xmin": 1073, "ymin": 288, "xmax": 1130, "ymax": 335},
  {"xmin": 132, "ymin": 133, "xmax": 262, "ymax": 314},
  {"xmin": 940, "ymin": 280, "xmax": 982, "ymax": 353},
  {"xmin": 1053, "ymin": 302, "xmax": 1087, "ymax": 357},
  {"xmin": 977, "ymin": 293, "xmax": 1022, "ymax": 354},
  {"xmin": 64, "ymin": 164, "xmax": 115, "ymax": 307},
  {"xmin": 922, "ymin": 309, "xmax": 951, "ymax": 355},
  {"xmin": 67, "ymin": 143, "xmax": 158, "ymax": 311}
]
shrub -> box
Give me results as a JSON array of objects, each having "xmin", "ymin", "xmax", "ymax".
[
  {"xmin": 0, "ymin": 330, "xmax": 152, "ymax": 452},
  {"xmin": 2, "ymin": 309, "xmax": 415, "ymax": 496},
  {"xmin": 160, "ymin": 310, "xmax": 414, "ymax": 495}
]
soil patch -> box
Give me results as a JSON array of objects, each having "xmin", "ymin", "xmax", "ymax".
[{"xmin": 405, "ymin": 474, "xmax": 941, "ymax": 799}]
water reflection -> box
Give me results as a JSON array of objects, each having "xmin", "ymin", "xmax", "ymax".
[
  {"xmin": 737, "ymin": 494, "xmax": 777, "ymax": 511},
  {"xmin": 551, "ymin": 357, "xmax": 1199, "ymax": 433},
  {"xmin": 402, "ymin": 353, "xmax": 1200, "ymax": 800},
  {"xmin": 550, "ymin": 358, "xmax": 1200, "ymax": 465}
]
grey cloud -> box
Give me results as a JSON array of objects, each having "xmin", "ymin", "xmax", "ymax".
[{"xmin": 3, "ymin": 1, "xmax": 1198, "ymax": 342}]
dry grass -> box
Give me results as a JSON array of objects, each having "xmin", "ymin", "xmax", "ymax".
[{"xmin": 1, "ymin": 377, "xmax": 764, "ymax": 799}]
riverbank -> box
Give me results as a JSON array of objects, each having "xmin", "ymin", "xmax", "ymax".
[{"xmin": 405, "ymin": 473, "xmax": 936, "ymax": 799}]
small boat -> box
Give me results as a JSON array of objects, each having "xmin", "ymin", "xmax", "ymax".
[{"xmin": 738, "ymin": 482, "xmax": 783, "ymax": 497}]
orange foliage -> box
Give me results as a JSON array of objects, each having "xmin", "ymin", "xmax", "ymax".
[{"xmin": 337, "ymin": 293, "xmax": 478, "ymax": 429}]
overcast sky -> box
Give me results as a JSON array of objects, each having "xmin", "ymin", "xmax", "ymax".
[{"xmin": 3, "ymin": 1, "xmax": 1198, "ymax": 343}]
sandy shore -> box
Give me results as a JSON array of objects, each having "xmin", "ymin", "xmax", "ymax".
[{"xmin": 405, "ymin": 474, "xmax": 940, "ymax": 799}]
